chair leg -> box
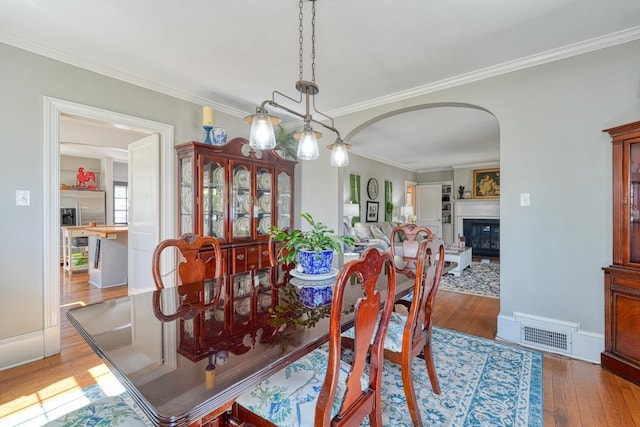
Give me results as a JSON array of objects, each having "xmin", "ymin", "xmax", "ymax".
[
  {"xmin": 423, "ymin": 341, "xmax": 441, "ymax": 394},
  {"xmin": 401, "ymin": 354, "xmax": 423, "ymax": 427}
]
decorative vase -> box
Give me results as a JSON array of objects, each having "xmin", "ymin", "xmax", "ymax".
[
  {"xmin": 297, "ymin": 282, "xmax": 334, "ymax": 307},
  {"xmin": 298, "ymin": 249, "xmax": 334, "ymax": 274}
]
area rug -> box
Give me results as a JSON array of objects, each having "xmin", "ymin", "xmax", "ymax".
[
  {"xmin": 440, "ymin": 262, "xmax": 500, "ymax": 298},
  {"xmin": 6, "ymin": 327, "xmax": 541, "ymax": 427}
]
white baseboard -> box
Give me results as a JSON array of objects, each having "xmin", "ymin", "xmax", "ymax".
[
  {"xmin": 497, "ymin": 312, "xmax": 603, "ymax": 363},
  {"xmin": 0, "ymin": 331, "xmax": 44, "ymax": 371}
]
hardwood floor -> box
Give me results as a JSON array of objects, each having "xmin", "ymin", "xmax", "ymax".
[{"xmin": 2, "ymin": 269, "xmax": 640, "ymax": 426}]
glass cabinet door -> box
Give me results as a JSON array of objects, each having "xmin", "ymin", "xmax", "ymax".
[
  {"xmin": 231, "ymin": 163, "xmax": 251, "ymax": 240},
  {"xmin": 277, "ymin": 171, "xmax": 292, "ymax": 228},
  {"xmin": 256, "ymin": 167, "xmax": 273, "ymax": 237},
  {"xmin": 202, "ymin": 159, "xmax": 226, "ymax": 239},
  {"xmin": 180, "ymin": 157, "xmax": 194, "ymax": 234},
  {"xmin": 630, "ymin": 142, "xmax": 640, "ymax": 263}
]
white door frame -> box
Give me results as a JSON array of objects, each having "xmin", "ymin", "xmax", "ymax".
[{"xmin": 43, "ymin": 97, "xmax": 175, "ymax": 357}]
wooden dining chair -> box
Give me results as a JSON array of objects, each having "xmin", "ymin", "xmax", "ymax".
[
  {"xmin": 343, "ymin": 232, "xmax": 444, "ymax": 427},
  {"xmin": 389, "ymin": 224, "xmax": 433, "ymax": 278},
  {"xmin": 152, "ymin": 233, "xmax": 223, "ymax": 290},
  {"xmin": 234, "ymin": 247, "xmax": 397, "ymax": 426}
]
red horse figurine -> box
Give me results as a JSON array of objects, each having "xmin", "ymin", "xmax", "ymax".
[{"xmin": 77, "ymin": 167, "xmax": 96, "ymax": 188}]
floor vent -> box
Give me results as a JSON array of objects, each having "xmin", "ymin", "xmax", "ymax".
[
  {"xmin": 522, "ymin": 326, "xmax": 569, "ymax": 352},
  {"xmin": 516, "ymin": 312, "xmax": 575, "ymax": 355}
]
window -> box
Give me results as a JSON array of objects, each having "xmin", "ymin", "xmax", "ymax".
[{"xmin": 113, "ymin": 181, "xmax": 128, "ymax": 224}]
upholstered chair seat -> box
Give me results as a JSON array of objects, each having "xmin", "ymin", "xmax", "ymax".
[{"xmin": 235, "ymin": 348, "xmax": 368, "ymax": 426}]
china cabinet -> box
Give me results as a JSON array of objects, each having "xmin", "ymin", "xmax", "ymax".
[
  {"xmin": 602, "ymin": 120, "xmax": 640, "ymax": 386},
  {"xmin": 175, "ymin": 138, "xmax": 296, "ymax": 324}
]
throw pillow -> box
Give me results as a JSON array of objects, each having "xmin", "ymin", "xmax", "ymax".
[
  {"xmin": 353, "ymin": 222, "xmax": 374, "ymax": 241},
  {"xmin": 379, "ymin": 222, "xmax": 394, "ymax": 239},
  {"xmin": 370, "ymin": 225, "xmax": 390, "ymax": 245}
]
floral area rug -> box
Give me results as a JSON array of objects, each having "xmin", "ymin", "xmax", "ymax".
[
  {"xmin": 440, "ymin": 262, "xmax": 500, "ymax": 298},
  {"xmin": 7, "ymin": 327, "xmax": 541, "ymax": 427},
  {"xmin": 345, "ymin": 327, "xmax": 543, "ymax": 427}
]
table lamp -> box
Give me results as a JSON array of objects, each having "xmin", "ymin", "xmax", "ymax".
[
  {"xmin": 401, "ymin": 205, "xmax": 414, "ymax": 223},
  {"xmin": 344, "ymin": 203, "xmax": 360, "ymax": 225}
]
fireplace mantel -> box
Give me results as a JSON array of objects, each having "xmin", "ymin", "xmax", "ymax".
[{"xmin": 454, "ymin": 199, "xmax": 500, "ymax": 240}]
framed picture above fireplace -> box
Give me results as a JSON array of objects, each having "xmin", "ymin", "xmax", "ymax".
[{"xmin": 473, "ymin": 168, "xmax": 500, "ymax": 199}]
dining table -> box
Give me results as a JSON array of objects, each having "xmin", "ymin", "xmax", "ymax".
[{"xmin": 67, "ymin": 262, "xmax": 414, "ymax": 427}]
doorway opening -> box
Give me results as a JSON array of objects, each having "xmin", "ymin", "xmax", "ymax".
[{"xmin": 43, "ymin": 96, "xmax": 175, "ymax": 358}]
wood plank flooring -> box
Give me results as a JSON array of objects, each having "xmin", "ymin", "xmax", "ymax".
[{"xmin": 1, "ymin": 269, "xmax": 640, "ymax": 426}]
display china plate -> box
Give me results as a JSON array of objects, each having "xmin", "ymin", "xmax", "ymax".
[
  {"xmin": 214, "ymin": 167, "xmax": 224, "ymax": 184},
  {"xmin": 259, "ymin": 215, "xmax": 271, "ymax": 234},
  {"xmin": 290, "ymin": 268, "xmax": 338, "ymax": 281},
  {"xmin": 235, "ymin": 169, "xmax": 249, "ymax": 188},
  {"xmin": 182, "ymin": 161, "xmax": 192, "ymax": 185}
]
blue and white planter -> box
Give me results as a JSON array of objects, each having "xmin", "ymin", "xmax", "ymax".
[{"xmin": 297, "ymin": 249, "xmax": 334, "ymax": 275}]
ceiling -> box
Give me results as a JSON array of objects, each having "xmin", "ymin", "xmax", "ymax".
[{"xmin": 3, "ymin": 1, "xmax": 639, "ymax": 171}]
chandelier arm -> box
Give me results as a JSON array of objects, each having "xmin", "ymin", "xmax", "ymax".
[
  {"xmin": 311, "ymin": 97, "xmax": 337, "ymax": 132},
  {"xmin": 261, "ymin": 99, "xmax": 341, "ymax": 140}
]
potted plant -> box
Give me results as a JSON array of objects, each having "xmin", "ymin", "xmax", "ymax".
[{"xmin": 270, "ymin": 212, "xmax": 355, "ymax": 275}]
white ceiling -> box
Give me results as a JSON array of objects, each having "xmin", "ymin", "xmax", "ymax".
[{"xmin": 3, "ymin": 0, "xmax": 639, "ymax": 171}]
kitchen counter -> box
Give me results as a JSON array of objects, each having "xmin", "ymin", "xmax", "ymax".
[
  {"xmin": 87, "ymin": 226, "xmax": 128, "ymax": 288},
  {"xmin": 86, "ymin": 226, "xmax": 128, "ymax": 238}
]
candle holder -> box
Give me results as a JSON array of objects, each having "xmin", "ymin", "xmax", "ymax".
[{"xmin": 203, "ymin": 125, "xmax": 213, "ymax": 145}]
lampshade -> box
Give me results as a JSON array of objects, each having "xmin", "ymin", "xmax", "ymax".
[
  {"xmin": 330, "ymin": 139, "xmax": 349, "ymax": 167},
  {"xmin": 400, "ymin": 205, "xmax": 414, "ymax": 217},
  {"xmin": 246, "ymin": 111, "xmax": 279, "ymax": 150},
  {"xmin": 296, "ymin": 126, "xmax": 320, "ymax": 160},
  {"xmin": 344, "ymin": 203, "xmax": 360, "ymax": 218}
]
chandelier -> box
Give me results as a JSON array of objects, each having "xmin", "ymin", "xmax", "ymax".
[{"xmin": 244, "ymin": 0, "xmax": 350, "ymax": 167}]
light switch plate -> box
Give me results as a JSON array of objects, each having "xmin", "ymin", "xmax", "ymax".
[
  {"xmin": 520, "ymin": 193, "xmax": 531, "ymax": 207},
  {"xmin": 16, "ymin": 189, "xmax": 30, "ymax": 206}
]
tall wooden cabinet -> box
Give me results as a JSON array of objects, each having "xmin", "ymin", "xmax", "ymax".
[
  {"xmin": 175, "ymin": 138, "xmax": 295, "ymax": 331},
  {"xmin": 602, "ymin": 120, "xmax": 640, "ymax": 386}
]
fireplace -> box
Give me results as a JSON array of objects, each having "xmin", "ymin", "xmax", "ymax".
[{"xmin": 463, "ymin": 218, "xmax": 500, "ymax": 257}]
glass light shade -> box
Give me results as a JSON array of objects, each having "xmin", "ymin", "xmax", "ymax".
[
  {"xmin": 296, "ymin": 128, "xmax": 319, "ymax": 160},
  {"xmin": 343, "ymin": 203, "xmax": 360, "ymax": 218},
  {"xmin": 330, "ymin": 141, "xmax": 349, "ymax": 167},
  {"xmin": 249, "ymin": 113, "xmax": 277, "ymax": 149}
]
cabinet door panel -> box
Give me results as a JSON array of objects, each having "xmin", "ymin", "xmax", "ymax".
[
  {"xmin": 230, "ymin": 162, "xmax": 252, "ymax": 240},
  {"xmin": 276, "ymin": 170, "xmax": 293, "ymax": 229},
  {"xmin": 613, "ymin": 291, "xmax": 640, "ymax": 362},
  {"xmin": 201, "ymin": 158, "xmax": 226, "ymax": 240}
]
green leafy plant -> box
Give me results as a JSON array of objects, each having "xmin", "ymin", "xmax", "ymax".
[
  {"xmin": 274, "ymin": 125, "xmax": 298, "ymax": 160},
  {"xmin": 270, "ymin": 212, "xmax": 355, "ymax": 265}
]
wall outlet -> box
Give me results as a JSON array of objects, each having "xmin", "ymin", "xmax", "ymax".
[{"xmin": 520, "ymin": 193, "xmax": 531, "ymax": 207}]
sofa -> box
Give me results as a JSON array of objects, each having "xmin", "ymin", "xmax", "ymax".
[{"xmin": 346, "ymin": 221, "xmax": 401, "ymax": 253}]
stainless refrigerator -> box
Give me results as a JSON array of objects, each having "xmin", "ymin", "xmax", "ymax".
[{"xmin": 60, "ymin": 190, "xmax": 106, "ymax": 226}]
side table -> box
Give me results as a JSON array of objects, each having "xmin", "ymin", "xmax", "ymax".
[{"xmin": 444, "ymin": 246, "xmax": 472, "ymax": 277}]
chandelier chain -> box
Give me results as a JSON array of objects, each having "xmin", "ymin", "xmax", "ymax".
[
  {"xmin": 311, "ymin": 0, "xmax": 316, "ymax": 83},
  {"xmin": 298, "ymin": 0, "xmax": 304, "ymax": 82}
]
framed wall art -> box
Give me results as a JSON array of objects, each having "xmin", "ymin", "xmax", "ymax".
[
  {"xmin": 366, "ymin": 201, "xmax": 379, "ymax": 222},
  {"xmin": 473, "ymin": 168, "xmax": 500, "ymax": 199}
]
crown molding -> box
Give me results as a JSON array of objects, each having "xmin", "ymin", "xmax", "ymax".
[
  {"xmin": 3, "ymin": 25, "xmax": 639, "ymax": 121},
  {"xmin": 327, "ymin": 26, "xmax": 640, "ymax": 118},
  {"xmin": 0, "ymin": 32, "xmax": 247, "ymax": 118},
  {"xmin": 349, "ymin": 149, "xmax": 419, "ymax": 173},
  {"xmin": 452, "ymin": 161, "xmax": 500, "ymax": 170}
]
